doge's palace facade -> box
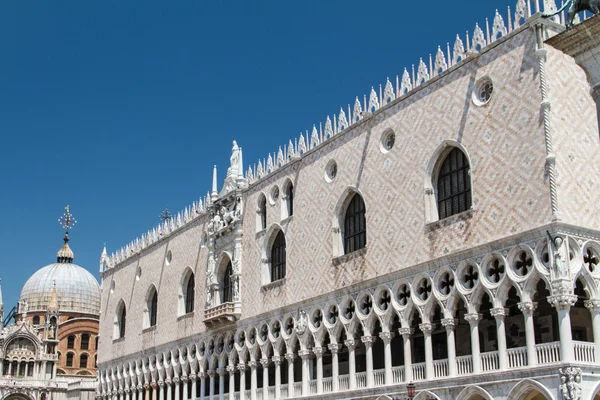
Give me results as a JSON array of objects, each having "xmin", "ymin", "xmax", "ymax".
[{"xmin": 97, "ymin": 2, "xmax": 600, "ymax": 400}]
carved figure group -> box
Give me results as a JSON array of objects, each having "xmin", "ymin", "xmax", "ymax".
[{"xmin": 559, "ymin": 367, "xmax": 582, "ymax": 400}]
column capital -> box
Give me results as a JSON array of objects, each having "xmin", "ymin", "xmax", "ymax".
[
  {"xmin": 158, "ymin": 381, "xmax": 164, "ymax": 387},
  {"xmin": 490, "ymin": 307, "xmax": 508, "ymax": 319},
  {"xmin": 188, "ymin": 373, "xmax": 197, "ymax": 380},
  {"xmin": 398, "ymin": 327, "xmax": 414, "ymax": 337},
  {"xmin": 585, "ymin": 299, "xmax": 600, "ymax": 310},
  {"xmin": 172, "ymin": 377, "xmax": 180, "ymax": 384},
  {"xmin": 419, "ymin": 323, "xmax": 434, "ymax": 334},
  {"xmin": 150, "ymin": 382, "xmax": 157, "ymax": 389},
  {"xmin": 379, "ymin": 331, "xmax": 395, "ymax": 342},
  {"xmin": 237, "ymin": 363, "xmax": 247, "ymax": 372},
  {"xmin": 271, "ymin": 356, "xmax": 283, "ymax": 365},
  {"xmin": 344, "ymin": 340, "xmax": 357, "ymax": 350},
  {"xmin": 518, "ymin": 302, "xmax": 537, "ymax": 314},
  {"xmin": 248, "ymin": 360, "xmax": 258, "ymax": 368},
  {"xmin": 198, "ymin": 371, "xmax": 206, "ymax": 379},
  {"xmin": 284, "ymin": 353, "xmax": 295, "ymax": 362},
  {"xmin": 226, "ymin": 366, "xmax": 236, "ymax": 374},
  {"xmin": 465, "ymin": 313, "xmax": 482, "ymax": 324},
  {"xmin": 441, "ymin": 318, "xmax": 457, "ymax": 330},
  {"xmin": 260, "ymin": 358, "xmax": 270, "ymax": 368},
  {"xmin": 312, "ymin": 346, "xmax": 325, "ymax": 357},
  {"xmin": 216, "ymin": 368, "xmax": 227, "ymax": 376},
  {"xmin": 548, "ymin": 294, "xmax": 578, "ymax": 311},
  {"xmin": 328, "ymin": 343, "xmax": 340, "ymax": 354},
  {"xmin": 207, "ymin": 370, "xmax": 216, "ymax": 377},
  {"xmin": 361, "ymin": 336, "xmax": 377, "ymax": 347},
  {"xmin": 180, "ymin": 376, "xmax": 188, "ymax": 383},
  {"xmin": 298, "ymin": 349, "xmax": 311, "ymax": 359},
  {"xmin": 144, "ymin": 384, "xmax": 150, "ymax": 390}
]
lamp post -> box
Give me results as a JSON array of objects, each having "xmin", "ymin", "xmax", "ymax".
[{"xmin": 407, "ymin": 382, "xmax": 416, "ymax": 399}]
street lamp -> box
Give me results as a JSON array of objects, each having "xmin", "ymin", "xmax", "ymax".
[{"xmin": 407, "ymin": 383, "xmax": 416, "ymax": 399}]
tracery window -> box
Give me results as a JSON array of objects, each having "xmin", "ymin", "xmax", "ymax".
[
  {"xmin": 258, "ymin": 195, "xmax": 267, "ymax": 231},
  {"xmin": 67, "ymin": 335, "xmax": 75, "ymax": 349},
  {"xmin": 344, "ymin": 193, "xmax": 367, "ymax": 254},
  {"xmin": 66, "ymin": 353, "xmax": 74, "ymax": 367},
  {"xmin": 79, "ymin": 354, "xmax": 88, "ymax": 369},
  {"xmin": 285, "ymin": 182, "xmax": 294, "ymax": 218},
  {"xmin": 271, "ymin": 231, "xmax": 287, "ymax": 282},
  {"xmin": 80, "ymin": 334, "xmax": 90, "ymax": 350},
  {"xmin": 222, "ymin": 262, "xmax": 233, "ymax": 303},
  {"xmin": 437, "ymin": 147, "xmax": 472, "ymax": 219},
  {"xmin": 149, "ymin": 289, "xmax": 158, "ymax": 327},
  {"xmin": 117, "ymin": 303, "xmax": 126, "ymax": 339},
  {"xmin": 185, "ymin": 273, "xmax": 195, "ymax": 314}
]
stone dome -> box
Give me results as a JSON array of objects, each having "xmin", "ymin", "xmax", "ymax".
[{"xmin": 20, "ymin": 247, "xmax": 101, "ymax": 316}]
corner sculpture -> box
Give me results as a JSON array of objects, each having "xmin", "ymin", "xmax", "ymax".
[{"xmin": 543, "ymin": 0, "xmax": 600, "ymax": 27}]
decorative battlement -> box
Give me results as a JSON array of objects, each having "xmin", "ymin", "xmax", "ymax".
[{"xmin": 102, "ymin": 0, "xmax": 595, "ymax": 273}]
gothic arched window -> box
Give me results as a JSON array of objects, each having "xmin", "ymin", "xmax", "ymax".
[
  {"xmin": 222, "ymin": 262, "xmax": 233, "ymax": 303},
  {"xmin": 80, "ymin": 334, "xmax": 90, "ymax": 350},
  {"xmin": 437, "ymin": 147, "xmax": 472, "ymax": 219},
  {"xmin": 185, "ymin": 273, "xmax": 195, "ymax": 314},
  {"xmin": 118, "ymin": 305, "xmax": 126, "ymax": 338},
  {"xmin": 79, "ymin": 354, "xmax": 88, "ymax": 369},
  {"xmin": 149, "ymin": 289, "xmax": 158, "ymax": 327},
  {"xmin": 66, "ymin": 353, "xmax": 74, "ymax": 367},
  {"xmin": 344, "ymin": 193, "xmax": 367, "ymax": 254},
  {"xmin": 284, "ymin": 181, "xmax": 294, "ymax": 218},
  {"xmin": 258, "ymin": 194, "xmax": 267, "ymax": 231},
  {"xmin": 67, "ymin": 336, "xmax": 75, "ymax": 349},
  {"xmin": 271, "ymin": 231, "xmax": 287, "ymax": 282}
]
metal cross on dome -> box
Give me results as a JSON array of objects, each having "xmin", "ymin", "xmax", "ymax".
[{"xmin": 58, "ymin": 205, "xmax": 77, "ymax": 235}]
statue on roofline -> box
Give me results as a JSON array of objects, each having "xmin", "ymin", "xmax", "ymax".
[{"xmin": 543, "ymin": 0, "xmax": 600, "ymax": 27}]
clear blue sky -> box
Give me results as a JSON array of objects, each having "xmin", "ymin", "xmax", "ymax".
[{"xmin": 0, "ymin": 0, "xmax": 517, "ymax": 314}]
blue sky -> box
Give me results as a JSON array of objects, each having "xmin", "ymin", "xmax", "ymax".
[{"xmin": 0, "ymin": 0, "xmax": 517, "ymax": 313}]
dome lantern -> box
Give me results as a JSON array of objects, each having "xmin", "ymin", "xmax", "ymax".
[{"xmin": 56, "ymin": 205, "xmax": 76, "ymax": 264}]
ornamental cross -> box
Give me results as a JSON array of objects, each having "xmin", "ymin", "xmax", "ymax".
[
  {"xmin": 398, "ymin": 285, "xmax": 411, "ymax": 306},
  {"xmin": 418, "ymin": 280, "xmax": 432, "ymax": 301},
  {"xmin": 345, "ymin": 301, "xmax": 356, "ymax": 319},
  {"xmin": 488, "ymin": 259, "xmax": 505, "ymax": 283},
  {"xmin": 464, "ymin": 266, "xmax": 479, "ymax": 289},
  {"xmin": 328, "ymin": 306, "xmax": 339, "ymax": 324},
  {"xmin": 379, "ymin": 290, "xmax": 392, "ymax": 310},
  {"xmin": 440, "ymin": 272, "xmax": 455, "ymax": 295},
  {"xmin": 361, "ymin": 297, "xmax": 373, "ymax": 314},
  {"xmin": 516, "ymin": 252, "xmax": 533, "ymax": 276},
  {"xmin": 284, "ymin": 319, "xmax": 294, "ymax": 335},
  {"xmin": 58, "ymin": 205, "xmax": 77, "ymax": 234},
  {"xmin": 312, "ymin": 310, "xmax": 323, "ymax": 328},
  {"xmin": 585, "ymin": 248, "xmax": 599, "ymax": 273}
]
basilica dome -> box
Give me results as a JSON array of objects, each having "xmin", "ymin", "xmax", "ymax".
[{"xmin": 19, "ymin": 237, "xmax": 101, "ymax": 316}]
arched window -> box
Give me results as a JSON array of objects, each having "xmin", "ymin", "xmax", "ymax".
[
  {"xmin": 271, "ymin": 231, "xmax": 287, "ymax": 281},
  {"xmin": 79, "ymin": 354, "xmax": 88, "ymax": 369},
  {"xmin": 344, "ymin": 194, "xmax": 367, "ymax": 254},
  {"xmin": 80, "ymin": 334, "xmax": 90, "ymax": 350},
  {"xmin": 32, "ymin": 316, "xmax": 40, "ymax": 325},
  {"xmin": 67, "ymin": 335, "xmax": 75, "ymax": 349},
  {"xmin": 116, "ymin": 303, "xmax": 126, "ymax": 339},
  {"xmin": 95, "ymin": 336, "xmax": 99, "ymax": 350},
  {"xmin": 258, "ymin": 194, "xmax": 267, "ymax": 231},
  {"xmin": 149, "ymin": 289, "xmax": 158, "ymax": 327},
  {"xmin": 66, "ymin": 353, "xmax": 74, "ymax": 367},
  {"xmin": 437, "ymin": 147, "xmax": 472, "ymax": 219},
  {"xmin": 222, "ymin": 262, "xmax": 233, "ymax": 303},
  {"xmin": 283, "ymin": 181, "xmax": 294, "ymax": 219},
  {"xmin": 185, "ymin": 273, "xmax": 195, "ymax": 314}
]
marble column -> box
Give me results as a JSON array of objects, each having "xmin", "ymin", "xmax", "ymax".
[
  {"xmin": 344, "ymin": 340, "xmax": 357, "ymax": 389},
  {"xmin": 420, "ymin": 323, "xmax": 434, "ymax": 379},
  {"xmin": 441, "ymin": 318, "xmax": 457, "ymax": 377},
  {"xmin": 491, "ymin": 308, "xmax": 508, "ymax": 370},
  {"xmin": 518, "ymin": 302, "xmax": 538, "ymax": 366},
  {"xmin": 399, "ymin": 328, "xmax": 413, "ymax": 382},
  {"xmin": 208, "ymin": 372, "xmax": 215, "ymax": 400},
  {"xmin": 361, "ymin": 336, "xmax": 376, "ymax": 387},
  {"xmin": 151, "ymin": 383, "xmax": 157, "ymax": 400},
  {"xmin": 272, "ymin": 356, "xmax": 282, "ymax": 399},
  {"xmin": 181, "ymin": 377, "xmax": 188, "ymax": 400},
  {"xmin": 174, "ymin": 378, "xmax": 181, "ymax": 400},
  {"xmin": 217, "ymin": 369, "xmax": 226, "ymax": 400},
  {"xmin": 227, "ymin": 367, "xmax": 236, "ymax": 399},
  {"xmin": 237, "ymin": 364, "xmax": 246, "ymax": 400},
  {"xmin": 549, "ymin": 294, "xmax": 578, "ymax": 362},
  {"xmin": 298, "ymin": 350, "xmax": 310, "ymax": 396},
  {"xmin": 464, "ymin": 313, "xmax": 482, "ymax": 373},
  {"xmin": 199, "ymin": 372, "xmax": 206, "ymax": 400},
  {"xmin": 328, "ymin": 344, "xmax": 340, "ymax": 392},
  {"xmin": 166, "ymin": 379, "xmax": 173, "ymax": 400},
  {"xmin": 248, "ymin": 361, "xmax": 257, "ymax": 400},
  {"xmin": 379, "ymin": 332, "xmax": 394, "ymax": 385},
  {"xmin": 260, "ymin": 359, "xmax": 269, "ymax": 400},
  {"xmin": 158, "ymin": 381, "xmax": 165, "ymax": 400},
  {"xmin": 189, "ymin": 375, "xmax": 197, "ymax": 400},
  {"xmin": 312, "ymin": 347, "xmax": 324, "ymax": 394},
  {"xmin": 586, "ymin": 300, "xmax": 600, "ymax": 364},
  {"xmin": 285, "ymin": 354, "xmax": 295, "ymax": 399}
]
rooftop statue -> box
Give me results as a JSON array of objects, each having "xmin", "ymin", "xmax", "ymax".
[{"xmin": 544, "ymin": 0, "xmax": 600, "ymax": 27}]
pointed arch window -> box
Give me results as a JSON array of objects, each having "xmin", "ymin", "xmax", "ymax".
[
  {"xmin": 285, "ymin": 182, "xmax": 294, "ymax": 218},
  {"xmin": 67, "ymin": 335, "xmax": 75, "ymax": 349},
  {"xmin": 271, "ymin": 231, "xmax": 287, "ymax": 281},
  {"xmin": 149, "ymin": 289, "xmax": 158, "ymax": 327},
  {"xmin": 222, "ymin": 262, "xmax": 233, "ymax": 303},
  {"xmin": 79, "ymin": 354, "xmax": 88, "ymax": 369},
  {"xmin": 259, "ymin": 195, "xmax": 267, "ymax": 231},
  {"xmin": 344, "ymin": 193, "xmax": 367, "ymax": 254},
  {"xmin": 437, "ymin": 147, "xmax": 472, "ymax": 219},
  {"xmin": 185, "ymin": 273, "xmax": 195, "ymax": 314}
]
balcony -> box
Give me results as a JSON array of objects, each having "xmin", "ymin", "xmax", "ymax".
[{"xmin": 204, "ymin": 302, "xmax": 241, "ymax": 327}]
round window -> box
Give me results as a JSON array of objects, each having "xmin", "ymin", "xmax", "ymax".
[
  {"xmin": 270, "ymin": 186, "xmax": 280, "ymax": 205},
  {"xmin": 381, "ymin": 130, "xmax": 396, "ymax": 153},
  {"xmin": 474, "ymin": 77, "xmax": 494, "ymax": 106},
  {"xmin": 325, "ymin": 160, "xmax": 338, "ymax": 183}
]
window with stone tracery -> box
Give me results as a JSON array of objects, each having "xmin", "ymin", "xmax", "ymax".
[
  {"xmin": 271, "ymin": 231, "xmax": 286, "ymax": 282},
  {"xmin": 257, "ymin": 194, "xmax": 267, "ymax": 231},
  {"xmin": 116, "ymin": 302, "xmax": 126, "ymax": 339},
  {"xmin": 148, "ymin": 288, "xmax": 158, "ymax": 327},
  {"xmin": 436, "ymin": 147, "xmax": 472, "ymax": 219},
  {"xmin": 222, "ymin": 262, "xmax": 234, "ymax": 303},
  {"xmin": 344, "ymin": 193, "xmax": 367, "ymax": 254},
  {"xmin": 185, "ymin": 272, "xmax": 195, "ymax": 314}
]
